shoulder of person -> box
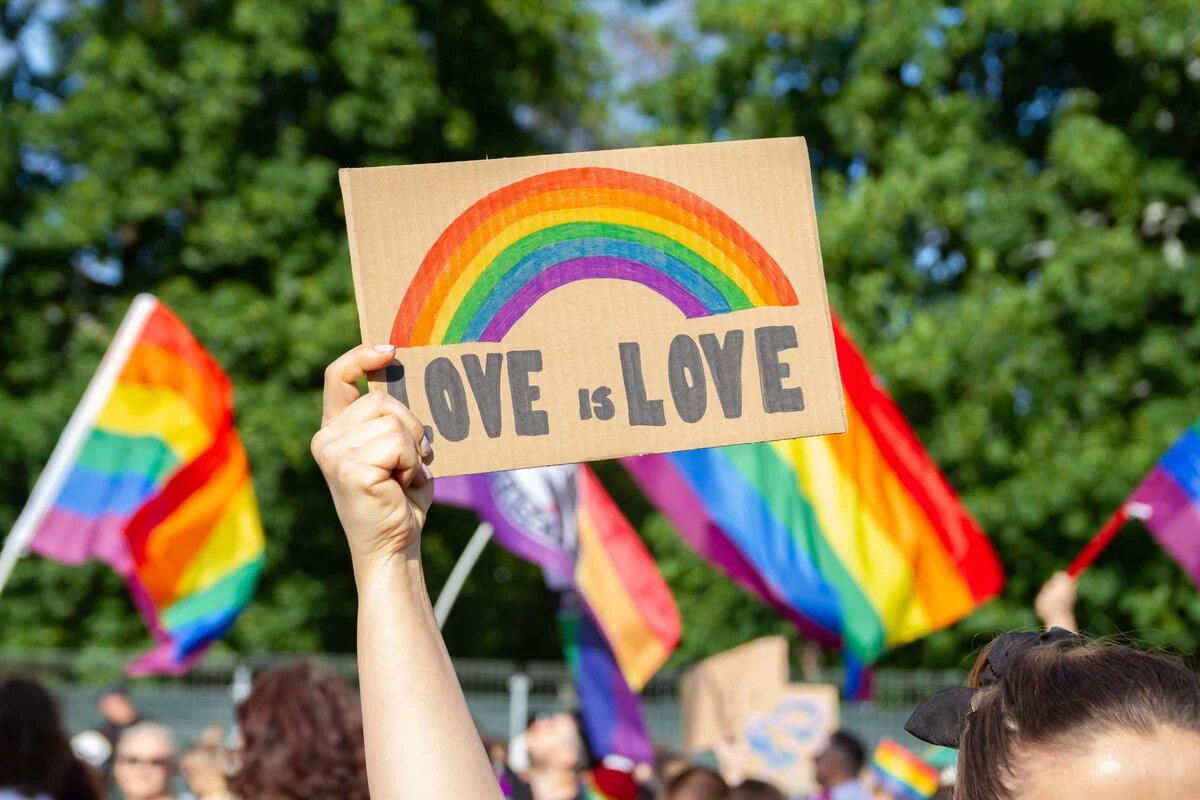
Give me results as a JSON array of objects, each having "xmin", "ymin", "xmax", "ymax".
[{"xmin": 0, "ymin": 790, "xmax": 54, "ymax": 800}]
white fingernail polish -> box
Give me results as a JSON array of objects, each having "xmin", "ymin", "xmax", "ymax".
[{"xmin": 373, "ymin": 344, "xmax": 395, "ymax": 353}]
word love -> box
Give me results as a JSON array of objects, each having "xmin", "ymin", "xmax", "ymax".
[{"xmin": 386, "ymin": 325, "xmax": 806, "ymax": 443}]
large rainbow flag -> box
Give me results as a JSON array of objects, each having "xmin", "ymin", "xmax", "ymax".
[
  {"xmin": 624, "ymin": 315, "xmax": 1003, "ymax": 662},
  {"xmin": 6, "ymin": 295, "xmax": 263, "ymax": 675}
]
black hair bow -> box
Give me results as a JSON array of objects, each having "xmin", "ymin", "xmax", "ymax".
[{"xmin": 904, "ymin": 628, "xmax": 1078, "ymax": 748}]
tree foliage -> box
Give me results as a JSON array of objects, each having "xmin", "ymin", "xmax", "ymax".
[
  {"xmin": 632, "ymin": 0, "xmax": 1200, "ymax": 664},
  {"xmin": 0, "ymin": 0, "xmax": 597, "ymax": 659}
]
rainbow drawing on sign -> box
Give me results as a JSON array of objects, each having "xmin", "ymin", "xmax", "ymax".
[{"xmin": 391, "ymin": 167, "xmax": 798, "ymax": 346}]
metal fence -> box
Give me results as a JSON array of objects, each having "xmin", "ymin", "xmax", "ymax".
[{"xmin": 0, "ymin": 649, "xmax": 963, "ymax": 755}]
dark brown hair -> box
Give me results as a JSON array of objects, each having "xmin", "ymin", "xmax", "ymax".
[
  {"xmin": 664, "ymin": 765, "xmax": 728, "ymax": 800},
  {"xmin": 957, "ymin": 637, "xmax": 1200, "ymax": 800},
  {"xmin": 0, "ymin": 675, "xmax": 104, "ymax": 800},
  {"xmin": 230, "ymin": 661, "xmax": 368, "ymax": 800},
  {"xmin": 728, "ymin": 778, "xmax": 785, "ymax": 800}
]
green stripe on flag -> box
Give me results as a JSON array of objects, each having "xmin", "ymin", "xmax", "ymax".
[{"xmin": 722, "ymin": 442, "xmax": 888, "ymax": 661}]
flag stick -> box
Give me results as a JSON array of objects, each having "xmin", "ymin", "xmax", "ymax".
[
  {"xmin": 1067, "ymin": 505, "xmax": 1131, "ymax": 578},
  {"xmin": 0, "ymin": 294, "xmax": 159, "ymax": 597},
  {"xmin": 433, "ymin": 522, "xmax": 494, "ymax": 629}
]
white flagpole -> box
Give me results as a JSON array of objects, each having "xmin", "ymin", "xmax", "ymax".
[
  {"xmin": 0, "ymin": 294, "xmax": 159, "ymax": 596},
  {"xmin": 433, "ymin": 522, "xmax": 494, "ymax": 629}
]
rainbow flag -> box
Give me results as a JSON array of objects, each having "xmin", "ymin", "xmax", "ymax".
[
  {"xmin": 559, "ymin": 592, "xmax": 653, "ymax": 763},
  {"xmin": 10, "ymin": 295, "xmax": 263, "ymax": 675},
  {"xmin": 623, "ymin": 315, "xmax": 1003, "ymax": 662},
  {"xmin": 437, "ymin": 465, "xmax": 678, "ymax": 761},
  {"xmin": 437, "ymin": 465, "xmax": 680, "ymax": 690},
  {"xmin": 1124, "ymin": 416, "xmax": 1200, "ymax": 584},
  {"xmin": 871, "ymin": 738, "xmax": 939, "ymax": 800}
]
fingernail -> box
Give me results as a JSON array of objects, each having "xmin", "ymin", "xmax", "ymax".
[
  {"xmin": 419, "ymin": 463, "xmax": 433, "ymax": 481},
  {"xmin": 419, "ymin": 433, "xmax": 432, "ymax": 458},
  {"xmin": 373, "ymin": 343, "xmax": 396, "ymax": 353}
]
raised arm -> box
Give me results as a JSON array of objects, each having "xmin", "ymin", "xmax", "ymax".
[{"xmin": 311, "ymin": 344, "xmax": 503, "ymax": 800}]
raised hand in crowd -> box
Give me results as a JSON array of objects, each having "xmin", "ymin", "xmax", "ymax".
[
  {"xmin": 312, "ymin": 343, "xmax": 503, "ymax": 800},
  {"xmin": 1033, "ymin": 570, "xmax": 1078, "ymax": 633}
]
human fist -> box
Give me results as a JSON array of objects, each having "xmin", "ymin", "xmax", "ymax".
[{"xmin": 311, "ymin": 344, "xmax": 433, "ymax": 571}]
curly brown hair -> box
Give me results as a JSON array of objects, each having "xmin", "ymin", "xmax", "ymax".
[{"xmin": 230, "ymin": 661, "xmax": 368, "ymax": 800}]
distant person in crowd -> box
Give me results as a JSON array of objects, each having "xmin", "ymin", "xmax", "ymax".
[
  {"xmin": 653, "ymin": 748, "xmax": 688, "ymax": 785},
  {"xmin": 906, "ymin": 628, "xmax": 1200, "ymax": 800},
  {"xmin": 663, "ymin": 766, "xmax": 728, "ymax": 800},
  {"xmin": 0, "ymin": 675, "xmax": 103, "ymax": 800},
  {"xmin": 523, "ymin": 712, "xmax": 587, "ymax": 800},
  {"xmin": 728, "ymin": 779, "xmax": 784, "ymax": 800},
  {"xmin": 229, "ymin": 661, "xmax": 368, "ymax": 800},
  {"xmin": 113, "ymin": 723, "xmax": 176, "ymax": 800},
  {"xmin": 812, "ymin": 731, "xmax": 868, "ymax": 800},
  {"xmin": 97, "ymin": 686, "xmax": 142, "ymax": 754},
  {"xmin": 178, "ymin": 746, "xmax": 231, "ymax": 800}
]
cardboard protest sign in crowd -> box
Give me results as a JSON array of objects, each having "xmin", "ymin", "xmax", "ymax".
[{"xmin": 340, "ymin": 138, "xmax": 846, "ymax": 476}]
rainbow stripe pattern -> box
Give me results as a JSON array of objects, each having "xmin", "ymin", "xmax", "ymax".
[
  {"xmin": 871, "ymin": 739, "xmax": 940, "ymax": 800},
  {"xmin": 575, "ymin": 464, "xmax": 680, "ymax": 689},
  {"xmin": 25, "ymin": 295, "xmax": 263, "ymax": 675},
  {"xmin": 1127, "ymin": 416, "xmax": 1200, "ymax": 585},
  {"xmin": 390, "ymin": 167, "xmax": 797, "ymax": 346},
  {"xmin": 623, "ymin": 314, "xmax": 1004, "ymax": 661}
]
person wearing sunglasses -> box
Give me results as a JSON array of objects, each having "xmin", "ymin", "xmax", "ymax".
[{"xmin": 113, "ymin": 723, "xmax": 177, "ymax": 800}]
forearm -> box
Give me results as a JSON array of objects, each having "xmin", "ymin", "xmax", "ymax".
[{"xmin": 355, "ymin": 553, "xmax": 502, "ymax": 800}]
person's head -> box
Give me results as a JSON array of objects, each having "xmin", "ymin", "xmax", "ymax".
[
  {"xmin": 115, "ymin": 721, "xmax": 178, "ymax": 800},
  {"xmin": 180, "ymin": 744, "xmax": 229, "ymax": 797},
  {"xmin": 98, "ymin": 683, "xmax": 138, "ymax": 726},
  {"xmin": 813, "ymin": 730, "xmax": 865, "ymax": 788},
  {"xmin": 663, "ymin": 765, "xmax": 728, "ymax": 800},
  {"xmin": 525, "ymin": 711, "xmax": 585, "ymax": 773},
  {"xmin": 0, "ymin": 675, "xmax": 98, "ymax": 799},
  {"xmin": 727, "ymin": 779, "xmax": 785, "ymax": 800},
  {"xmin": 906, "ymin": 631, "xmax": 1200, "ymax": 800},
  {"xmin": 230, "ymin": 660, "xmax": 368, "ymax": 800}
]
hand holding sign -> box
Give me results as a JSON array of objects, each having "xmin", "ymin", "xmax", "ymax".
[
  {"xmin": 341, "ymin": 138, "xmax": 845, "ymax": 475},
  {"xmin": 310, "ymin": 344, "xmax": 434, "ymax": 571}
]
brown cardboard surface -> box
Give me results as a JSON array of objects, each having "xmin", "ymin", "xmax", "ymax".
[
  {"xmin": 340, "ymin": 138, "xmax": 845, "ymax": 476},
  {"xmin": 732, "ymin": 683, "xmax": 839, "ymax": 795},
  {"xmin": 680, "ymin": 635, "xmax": 788, "ymax": 754}
]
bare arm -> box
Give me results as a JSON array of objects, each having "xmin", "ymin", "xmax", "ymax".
[{"xmin": 312, "ymin": 344, "xmax": 502, "ymax": 800}]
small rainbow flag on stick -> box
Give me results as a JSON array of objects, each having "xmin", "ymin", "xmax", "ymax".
[
  {"xmin": 0, "ymin": 295, "xmax": 263, "ymax": 675},
  {"xmin": 871, "ymin": 739, "xmax": 940, "ymax": 800},
  {"xmin": 623, "ymin": 315, "xmax": 1004, "ymax": 662},
  {"xmin": 1069, "ymin": 415, "xmax": 1200, "ymax": 583}
]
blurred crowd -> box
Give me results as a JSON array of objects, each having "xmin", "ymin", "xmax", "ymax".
[{"xmin": 0, "ymin": 661, "xmax": 937, "ymax": 800}]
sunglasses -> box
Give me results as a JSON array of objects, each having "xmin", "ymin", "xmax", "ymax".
[{"xmin": 117, "ymin": 755, "xmax": 173, "ymax": 769}]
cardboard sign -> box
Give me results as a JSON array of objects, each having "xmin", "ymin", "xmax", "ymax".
[
  {"xmin": 681, "ymin": 636, "xmax": 789, "ymax": 753},
  {"xmin": 340, "ymin": 138, "xmax": 845, "ymax": 476},
  {"xmin": 737, "ymin": 684, "xmax": 838, "ymax": 795}
]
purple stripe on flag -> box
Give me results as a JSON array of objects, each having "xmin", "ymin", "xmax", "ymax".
[
  {"xmin": 435, "ymin": 475, "xmax": 574, "ymax": 580},
  {"xmin": 31, "ymin": 507, "xmax": 133, "ymax": 576},
  {"xmin": 621, "ymin": 453, "xmax": 840, "ymax": 647},
  {"xmin": 1130, "ymin": 467, "xmax": 1200, "ymax": 584},
  {"xmin": 480, "ymin": 257, "xmax": 709, "ymax": 343},
  {"xmin": 571, "ymin": 603, "xmax": 653, "ymax": 762}
]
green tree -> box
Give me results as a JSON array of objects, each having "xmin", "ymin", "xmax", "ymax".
[
  {"xmin": 0, "ymin": 0, "xmax": 598, "ymax": 660},
  {"xmin": 632, "ymin": 0, "xmax": 1200, "ymax": 665}
]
